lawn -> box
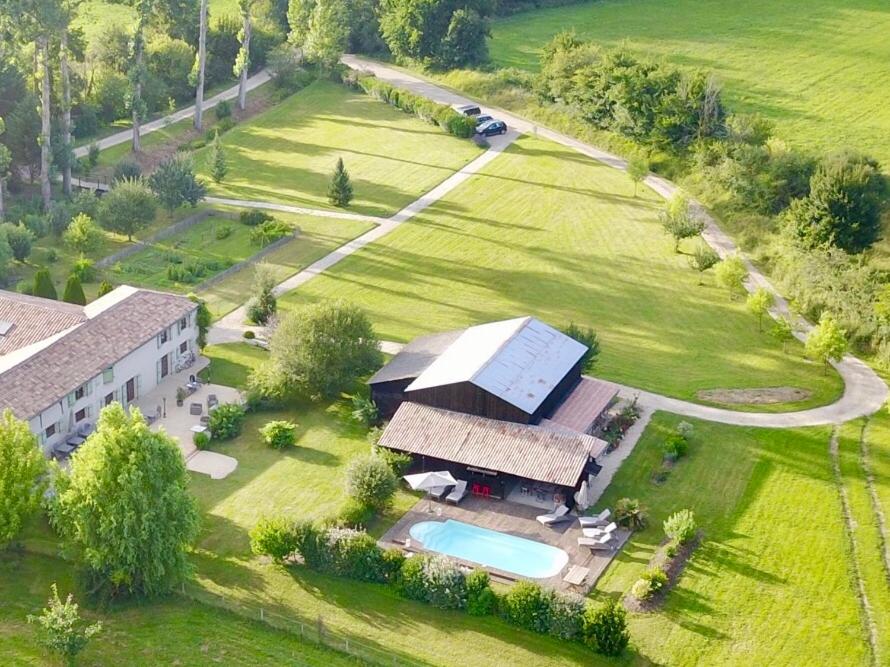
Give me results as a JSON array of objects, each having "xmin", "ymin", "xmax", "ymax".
[
  {"xmin": 198, "ymin": 211, "xmax": 375, "ymax": 319},
  {"xmin": 277, "ymin": 134, "xmax": 842, "ymax": 409},
  {"xmin": 0, "ymin": 553, "xmax": 360, "ymax": 666},
  {"xmin": 593, "ymin": 414, "xmax": 872, "ymax": 666},
  {"xmin": 489, "ymin": 0, "xmax": 890, "ymax": 168},
  {"xmin": 194, "ymin": 79, "xmax": 484, "ymax": 217}
]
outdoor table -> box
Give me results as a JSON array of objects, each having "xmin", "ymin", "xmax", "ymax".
[
  {"xmin": 563, "ymin": 565, "xmax": 589, "ymax": 587},
  {"xmin": 190, "ymin": 424, "xmax": 209, "ymax": 434}
]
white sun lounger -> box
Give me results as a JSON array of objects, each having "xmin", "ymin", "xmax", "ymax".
[
  {"xmin": 536, "ymin": 504, "xmax": 571, "ymax": 525},
  {"xmin": 578, "ymin": 534, "xmax": 615, "ymax": 550},
  {"xmin": 445, "ymin": 480, "xmax": 468, "ymax": 504},
  {"xmin": 582, "ymin": 522, "xmax": 617, "ymax": 538},
  {"xmin": 578, "ymin": 509, "xmax": 611, "ymax": 528},
  {"xmin": 429, "ymin": 485, "xmax": 449, "ymax": 500}
]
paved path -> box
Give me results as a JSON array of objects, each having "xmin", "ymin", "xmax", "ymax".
[
  {"xmin": 338, "ymin": 55, "xmax": 888, "ymax": 427},
  {"xmin": 207, "ymin": 131, "xmax": 518, "ymax": 344},
  {"xmin": 204, "ymin": 196, "xmax": 387, "ymax": 224},
  {"xmin": 72, "ymin": 69, "xmax": 272, "ymax": 158}
]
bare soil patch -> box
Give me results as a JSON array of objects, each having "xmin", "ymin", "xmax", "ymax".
[{"xmin": 697, "ymin": 387, "xmax": 812, "ymax": 405}]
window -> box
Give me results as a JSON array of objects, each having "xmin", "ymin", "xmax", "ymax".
[
  {"xmin": 103, "ymin": 367, "xmax": 114, "ymax": 384},
  {"xmin": 75, "ymin": 407, "xmax": 88, "ymax": 422},
  {"xmin": 178, "ymin": 316, "xmax": 188, "ymax": 332},
  {"xmin": 179, "ymin": 341, "xmax": 188, "ymax": 354},
  {"xmin": 104, "ymin": 392, "xmax": 114, "ymax": 407},
  {"xmin": 75, "ymin": 385, "xmax": 85, "ymax": 400},
  {"xmin": 158, "ymin": 329, "xmax": 169, "ymax": 346},
  {"xmin": 44, "ymin": 423, "xmax": 56, "ymax": 439}
]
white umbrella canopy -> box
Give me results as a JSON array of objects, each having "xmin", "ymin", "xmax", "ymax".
[
  {"xmin": 574, "ymin": 480, "xmax": 590, "ymax": 511},
  {"xmin": 403, "ymin": 471, "xmax": 458, "ymax": 491}
]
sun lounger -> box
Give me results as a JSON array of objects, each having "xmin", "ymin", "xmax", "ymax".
[
  {"xmin": 445, "ymin": 480, "xmax": 468, "ymax": 504},
  {"xmin": 429, "ymin": 485, "xmax": 450, "ymax": 500},
  {"xmin": 536, "ymin": 504, "xmax": 572, "ymax": 525},
  {"xmin": 582, "ymin": 522, "xmax": 617, "ymax": 538},
  {"xmin": 578, "ymin": 509, "xmax": 611, "ymax": 528},
  {"xmin": 578, "ymin": 534, "xmax": 615, "ymax": 550}
]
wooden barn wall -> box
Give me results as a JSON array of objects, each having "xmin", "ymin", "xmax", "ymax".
[
  {"xmin": 530, "ymin": 359, "xmax": 583, "ymax": 424},
  {"xmin": 405, "ymin": 381, "xmax": 533, "ymax": 423},
  {"xmin": 370, "ymin": 378, "xmax": 415, "ymax": 418}
]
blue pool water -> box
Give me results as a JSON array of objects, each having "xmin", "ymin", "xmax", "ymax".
[{"xmin": 409, "ymin": 519, "xmax": 569, "ymax": 579}]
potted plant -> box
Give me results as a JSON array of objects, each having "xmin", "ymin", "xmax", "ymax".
[{"xmin": 176, "ymin": 387, "xmax": 186, "ymax": 407}]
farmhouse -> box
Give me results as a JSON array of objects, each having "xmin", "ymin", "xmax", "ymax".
[
  {"xmin": 0, "ymin": 286, "xmax": 198, "ymax": 456},
  {"xmin": 370, "ymin": 317, "xmax": 618, "ymax": 506}
]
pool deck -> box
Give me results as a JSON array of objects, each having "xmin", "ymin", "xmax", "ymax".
[{"xmin": 379, "ymin": 496, "xmax": 631, "ymax": 594}]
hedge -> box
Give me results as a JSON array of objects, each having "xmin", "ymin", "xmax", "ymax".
[
  {"xmin": 250, "ymin": 518, "xmax": 629, "ymax": 655},
  {"xmin": 349, "ymin": 74, "xmax": 477, "ymax": 139}
]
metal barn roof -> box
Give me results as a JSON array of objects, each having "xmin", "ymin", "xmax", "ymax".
[
  {"xmin": 368, "ymin": 329, "xmax": 464, "ymax": 385},
  {"xmin": 405, "ymin": 317, "xmax": 587, "ymax": 415}
]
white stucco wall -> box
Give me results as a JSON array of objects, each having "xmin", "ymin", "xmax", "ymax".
[{"xmin": 32, "ymin": 307, "xmax": 199, "ymax": 455}]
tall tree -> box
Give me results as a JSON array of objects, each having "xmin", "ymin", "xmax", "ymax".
[
  {"xmin": 304, "ymin": 0, "xmax": 349, "ymax": 71},
  {"xmin": 38, "ymin": 32, "xmax": 52, "ymax": 207},
  {"xmin": 234, "ymin": 0, "xmax": 254, "ymax": 111},
  {"xmin": 129, "ymin": 0, "xmax": 153, "ymax": 151},
  {"xmin": 50, "ymin": 404, "xmax": 200, "ymax": 599},
  {"xmin": 0, "ymin": 117, "xmax": 10, "ymax": 221},
  {"xmin": 805, "ymin": 313, "xmax": 847, "ymax": 373},
  {"xmin": 0, "ymin": 409, "xmax": 47, "ymax": 547},
  {"xmin": 58, "ymin": 0, "xmax": 82, "ymax": 196},
  {"xmin": 97, "ymin": 178, "xmax": 158, "ymax": 240},
  {"xmin": 193, "ymin": 0, "xmax": 208, "ymax": 129}
]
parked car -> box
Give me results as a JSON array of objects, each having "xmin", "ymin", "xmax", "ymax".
[
  {"xmin": 477, "ymin": 120, "xmax": 508, "ymax": 137},
  {"xmin": 474, "ymin": 114, "xmax": 494, "ymax": 128},
  {"xmin": 453, "ymin": 103, "xmax": 482, "ymax": 117}
]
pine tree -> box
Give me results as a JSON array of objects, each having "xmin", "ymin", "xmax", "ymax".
[
  {"xmin": 62, "ymin": 274, "xmax": 86, "ymax": 305},
  {"xmin": 97, "ymin": 280, "xmax": 114, "ymax": 297},
  {"xmin": 327, "ymin": 158, "xmax": 353, "ymax": 207},
  {"xmin": 209, "ymin": 130, "xmax": 228, "ymax": 184},
  {"xmin": 32, "ymin": 268, "xmax": 57, "ymax": 300}
]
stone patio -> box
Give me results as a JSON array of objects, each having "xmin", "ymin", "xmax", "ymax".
[
  {"xmin": 380, "ymin": 495, "xmax": 630, "ymax": 593},
  {"xmin": 134, "ymin": 357, "xmax": 241, "ymax": 479}
]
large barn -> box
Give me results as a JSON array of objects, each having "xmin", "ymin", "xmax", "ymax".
[{"xmin": 369, "ymin": 317, "xmax": 619, "ymax": 508}]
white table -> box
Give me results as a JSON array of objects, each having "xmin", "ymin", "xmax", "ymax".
[{"xmin": 190, "ymin": 425, "xmax": 208, "ymax": 434}]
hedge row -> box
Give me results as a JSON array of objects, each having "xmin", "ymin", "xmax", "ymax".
[
  {"xmin": 250, "ymin": 519, "xmax": 629, "ymax": 656},
  {"xmin": 347, "ymin": 73, "xmax": 477, "ymax": 139}
]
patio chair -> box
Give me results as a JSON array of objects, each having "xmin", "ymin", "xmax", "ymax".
[
  {"xmin": 536, "ymin": 504, "xmax": 571, "ymax": 525},
  {"xmin": 578, "ymin": 534, "xmax": 615, "ymax": 550},
  {"xmin": 445, "ymin": 480, "xmax": 468, "ymax": 504},
  {"xmin": 582, "ymin": 522, "xmax": 617, "ymax": 538},
  {"xmin": 578, "ymin": 509, "xmax": 611, "ymax": 528},
  {"xmin": 200, "ymin": 415, "xmax": 210, "ymax": 426},
  {"xmin": 429, "ymin": 485, "xmax": 450, "ymax": 501},
  {"xmin": 189, "ymin": 402, "xmax": 203, "ymax": 416},
  {"xmin": 207, "ymin": 394, "xmax": 219, "ymax": 409}
]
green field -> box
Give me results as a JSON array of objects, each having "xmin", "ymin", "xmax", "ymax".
[
  {"xmin": 594, "ymin": 414, "xmax": 872, "ymax": 665},
  {"xmin": 490, "ymin": 0, "xmax": 890, "ymax": 167},
  {"xmin": 0, "ymin": 554, "xmax": 359, "ymax": 667},
  {"xmin": 195, "ymin": 79, "xmax": 484, "ymax": 217},
  {"xmin": 278, "ymin": 134, "xmax": 842, "ymax": 408}
]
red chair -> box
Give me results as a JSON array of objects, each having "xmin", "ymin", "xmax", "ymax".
[
  {"xmin": 472, "ymin": 482, "xmax": 482, "ymax": 496},
  {"xmin": 482, "ymin": 485, "xmax": 490, "ymax": 498}
]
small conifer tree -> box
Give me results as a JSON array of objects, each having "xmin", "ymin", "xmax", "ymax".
[
  {"xmin": 327, "ymin": 158, "xmax": 353, "ymax": 207},
  {"xmin": 33, "ymin": 268, "xmax": 57, "ymax": 300},
  {"xmin": 62, "ymin": 274, "xmax": 87, "ymax": 305},
  {"xmin": 209, "ymin": 130, "xmax": 228, "ymax": 184}
]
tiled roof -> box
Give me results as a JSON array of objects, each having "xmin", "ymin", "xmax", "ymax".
[
  {"xmin": 545, "ymin": 377, "xmax": 619, "ymax": 433},
  {"xmin": 379, "ymin": 402, "xmax": 607, "ymax": 487},
  {"xmin": 0, "ymin": 290, "xmax": 87, "ymax": 355},
  {"xmin": 405, "ymin": 317, "xmax": 587, "ymax": 414},
  {"xmin": 0, "ymin": 289, "xmax": 196, "ymax": 420}
]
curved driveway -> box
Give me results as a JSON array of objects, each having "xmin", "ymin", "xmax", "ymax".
[{"xmin": 339, "ymin": 56, "xmax": 887, "ymax": 427}]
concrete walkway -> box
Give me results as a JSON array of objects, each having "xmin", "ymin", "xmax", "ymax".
[
  {"xmin": 339, "ymin": 55, "xmax": 888, "ymax": 427},
  {"xmin": 203, "ymin": 196, "xmax": 387, "ymax": 224},
  {"xmin": 207, "ymin": 131, "xmax": 517, "ymax": 344},
  {"xmin": 72, "ymin": 69, "xmax": 272, "ymax": 158}
]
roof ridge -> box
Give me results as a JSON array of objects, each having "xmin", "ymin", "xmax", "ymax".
[{"xmin": 467, "ymin": 315, "xmax": 532, "ymax": 383}]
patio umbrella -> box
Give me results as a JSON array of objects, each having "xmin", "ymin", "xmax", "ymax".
[
  {"xmin": 574, "ymin": 480, "xmax": 591, "ymax": 511},
  {"xmin": 403, "ymin": 471, "xmax": 458, "ymax": 511}
]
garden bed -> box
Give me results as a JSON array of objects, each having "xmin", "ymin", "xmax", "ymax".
[{"xmin": 623, "ymin": 532, "xmax": 701, "ymax": 613}]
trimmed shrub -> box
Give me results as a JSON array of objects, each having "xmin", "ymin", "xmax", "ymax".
[
  {"xmin": 631, "ymin": 568, "xmax": 668, "ymax": 601},
  {"xmin": 397, "ymin": 555, "xmax": 427, "ymax": 601},
  {"xmin": 345, "ymin": 454, "xmax": 397, "ymax": 510},
  {"xmin": 465, "ymin": 569, "xmax": 497, "ymax": 616},
  {"xmin": 249, "ymin": 220, "xmax": 291, "ymax": 246},
  {"xmin": 243, "ymin": 330, "xmax": 256, "ymax": 340},
  {"xmin": 676, "ymin": 421, "xmax": 694, "ymax": 438},
  {"xmin": 2, "ymin": 223, "xmax": 34, "ymax": 262},
  {"xmin": 112, "ymin": 160, "xmax": 141, "ymax": 183},
  {"xmin": 215, "ymin": 224, "xmax": 233, "ymax": 240},
  {"xmin": 292, "ymin": 520, "xmax": 327, "ymax": 570},
  {"xmin": 250, "ymin": 516, "xmax": 298, "ymax": 562},
  {"xmin": 62, "ymin": 274, "xmax": 87, "ymax": 306},
  {"xmin": 336, "ymin": 498, "xmax": 374, "ymax": 528},
  {"xmin": 375, "ymin": 446, "xmax": 412, "ymax": 476},
  {"xmin": 240, "ymin": 209, "xmax": 273, "ymax": 227},
  {"xmin": 547, "ymin": 592, "xmax": 586, "ymax": 640},
  {"xmin": 324, "ymin": 527, "xmax": 389, "ymax": 583},
  {"xmin": 663, "ymin": 509, "xmax": 697, "ymax": 544},
  {"xmin": 193, "ymin": 431, "xmax": 210, "ymax": 450},
  {"xmin": 208, "ymin": 403, "xmax": 246, "ymax": 440},
  {"xmin": 259, "ymin": 420, "xmax": 297, "ymax": 449},
  {"xmin": 381, "ymin": 548, "xmax": 406, "ymax": 583},
  {"xmin": 662, "ymin": 432, "xmax": 688, "ymax": 460},
  {"xmin": 583, "ymin": 599, "xmax": 629, "ymax": 656},
  {"xmin": 32, "ymin": 268, "xmax": 57, "ymax": 300},
  {"xmin": 500, "ymin": 580, "xmax": 550, "ymax": 634},
  {"xmin": 422, "ymin": 555, "xmax": 467, "ymax": 610}
]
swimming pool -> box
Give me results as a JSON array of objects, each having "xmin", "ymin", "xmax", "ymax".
[{"xmin": 409, "ymin": 519, "xmax": 569, "ymax": 579}]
